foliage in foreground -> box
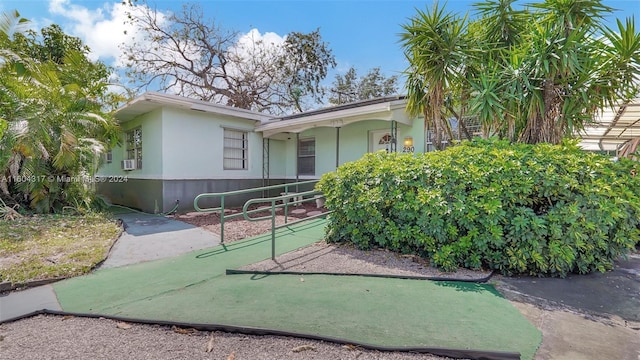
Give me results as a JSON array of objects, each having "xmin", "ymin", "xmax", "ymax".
[
  {"xmin": 0, "ymin": 12, "xmax": 121, "ymax": 213},
  {"xmin": 0, "ymin": 212, "xmax": 121, "ymax": 283},
  {"xmin": 317, "ymin": 140, "xmax": 640, "ymax": 277}
]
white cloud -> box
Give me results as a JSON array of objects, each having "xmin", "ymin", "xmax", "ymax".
[
  {"xmin": 236, "ymin": 28, "xmax": 286, "ymax": 50},
  {"xmin": 43, "ymin": 1, "xmax": 288, "ymax": 74},
  {"xmin": 227, "ymin": 28, "xmax": 286, "ymax": 78},
  {"xmin": 47, "ymin": 0, "xmax": 154, "ymax": 67},
  {"xmin": 48, "ymin": 0, "xmax": 102, "ymax": 25}
]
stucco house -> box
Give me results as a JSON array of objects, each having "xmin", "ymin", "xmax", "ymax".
[
  {"xmin": 98, "ymin": 92, "xmax": 427, "ymax": 213},
  {"xmin": 97, "ymin": 92, "xmax": 640, "ymax": 213}
]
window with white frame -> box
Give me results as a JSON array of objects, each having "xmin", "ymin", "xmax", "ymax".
[
  {"xmin": 223, "ymin": 129, "xmax": 248, "ymax": 170},
  {"xmin": 297, "ymin": 137, "xmax": 315, "ymax": 175},
  {"xmin": 126, "ymin": 127, "xmax": 142, "ymax": 169}
]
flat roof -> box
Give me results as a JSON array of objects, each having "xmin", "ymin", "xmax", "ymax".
[
  {"xmin": 271, "ymin": 95, "xmax": 407, "ymax": 121},
  {"xmin": 114, "ymin": 92, "xmax": 270, "ymax": 123},
  {"xmin": 257, "ymin": 96, "xmax": 411, "ymax": 138}
]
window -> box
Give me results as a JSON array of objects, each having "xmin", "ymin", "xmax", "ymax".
[
  {"xmin": 378, "ymin": 133, "xmax": 392, "ymax": 152},
  {"xmin": 105, "ymin": 150, "xmax": 112, "ymax": 164},
  {"xmin": 224, "ymin": 129, "xmax": 248, "ymax": 170},
  {"xmin": 126, "ymin": 127, "xmax": 142, "ymax": 169},
  {"xmin": 298, "ymin": 138, "xmax": 315, "ymax": 175},
  {"xmin": 378, "ymin": 134, "xmax": 392, "ymax": 145}
]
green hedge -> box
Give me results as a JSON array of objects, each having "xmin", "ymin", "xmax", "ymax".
[{"xmin": 317, "ymin": 139, "xmax": 640, "ymax": 277}]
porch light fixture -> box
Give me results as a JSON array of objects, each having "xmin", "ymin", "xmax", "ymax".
[{"xmin": 403, "ymin": 136, "xmax": 413, "ymax": 147}]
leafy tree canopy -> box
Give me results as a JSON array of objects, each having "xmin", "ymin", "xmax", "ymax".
[
  {"xmin": 328, "ymin": 67, "xmax": 399, "ymax": 105},
  {"xmin": 0, "ymin": 11, "xmax": 120, "ymax": 213}
]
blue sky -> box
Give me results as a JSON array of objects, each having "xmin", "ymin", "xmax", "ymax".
[{"xmin": 2, "ymin": 0, "xmax": 639, "ymax": 92}]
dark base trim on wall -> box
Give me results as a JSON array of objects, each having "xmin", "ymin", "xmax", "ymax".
[{"xmin": 98, "ymin": 178, "xmax": 317, "ymax": 214}]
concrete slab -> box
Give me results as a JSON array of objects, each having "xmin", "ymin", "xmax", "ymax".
[
  {"xmin": 512, "ymin": 302, "xmax": 640, "ymax": 360},
  {"xmin": 0, "ymin": 285, "xmax": 61, "ymax": 322},
  {"xmin": 117, "ymin": 213, "xmax": 201, "ymax": 236},
  {"xmin": 290, "ymin": 209, "xmax": 307, "ymax": 216},
  {"xmin": 100, "ymin": 213, "xmax": 220, "ymax": 269}
]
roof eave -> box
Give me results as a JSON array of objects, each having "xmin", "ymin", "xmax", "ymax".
[
  {"xmin": 114, "ymin": 92, "xmax": 270, "ymax": 123},
  {"xmin": 256, "ymin": 99, "xmax": 410, "ymax": 137}
]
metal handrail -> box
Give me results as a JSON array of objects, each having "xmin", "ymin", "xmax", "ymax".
[
  {"xmin": 242, "ymin": 191, "xmax": 329, "ymax": 260},
  {"xmin": 242, "ymin": 190, "xmax": 319, "ymax": 221},
  {"xmin": 193, "ymin": 180, "xmax": 320, "ymax": 244}
]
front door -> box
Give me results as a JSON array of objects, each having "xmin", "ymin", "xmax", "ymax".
[{"xmin": 369, "ymin": 130, "xmax": 397, "ymax": 152}]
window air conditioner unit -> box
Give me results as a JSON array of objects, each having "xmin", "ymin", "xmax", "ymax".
[{"xmin": 121, "ymin": 159, "xmax": 136, "ymax": 171}]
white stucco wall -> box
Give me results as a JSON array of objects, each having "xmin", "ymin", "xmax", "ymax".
[
  {"xmin": 266, "ymin": 138, "xmax": 287, "ymax": 178},
  {"xmin": 160, "ymin": 107, "xmax": 262, "ymax": 180},
  {"xmin": 97, "ymin": 109, "xmax": 163, "ymax": 179}
]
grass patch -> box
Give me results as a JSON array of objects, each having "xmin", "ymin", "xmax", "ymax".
[{"xmin": 0, "ymin": 213, "xmax": 121, "ymax": 284}]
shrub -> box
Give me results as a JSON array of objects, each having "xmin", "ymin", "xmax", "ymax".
[{"xmin": 317, "ymin": 139, "xmax": 640, "ymax": 277}]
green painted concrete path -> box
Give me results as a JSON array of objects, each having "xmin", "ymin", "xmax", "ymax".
[{"xmin": 53, "ymin": 218, "xmax": 541, "ymax": 359}]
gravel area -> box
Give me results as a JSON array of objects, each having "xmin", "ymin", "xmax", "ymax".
[
  {"xmin": 0, "ymin": 315, "xmax": 456, "ymax": 360},
  {"xmin": 240, "ymin": 241, "xmax": 492, "ymax": 281}
]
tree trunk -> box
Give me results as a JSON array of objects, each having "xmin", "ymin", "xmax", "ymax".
[
  {"xmin": 446, "ymin": 105, "xmax": 473, "ymax": 141},
  {"xmin": 519, "ymin": 79, "xmax": 563, "ymax": 144}
]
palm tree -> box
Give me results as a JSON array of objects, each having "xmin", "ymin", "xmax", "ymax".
[
  {"xmin": 403, "ymin": 0, "xmax": 640, "ymax": 146},
  {"xmin": 465, "ymin": 0, "xmax": 527, "ymax": 140},
  {"xmin": 0, "ymin": 11, "xmax": 120, "ymax": 212},
  {"xmin": 476, "ymin": 0, "xmax": 640, "ymax": 144},
  {"xmin": 400, "ymin": 3, "xmax": 470, "ymax": 150}
]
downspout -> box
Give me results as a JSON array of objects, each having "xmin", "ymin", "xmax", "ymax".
[
  {"xmin": 335, "ymin": 127, "xmax": 341, "ymax": 168},
  {"xmin": 262, "ymin": 138, "xmax": 270, "ymax": 197},
  {"xmin": 295, "ymin": 132, "xmax": 299, "ymax": 188},
  {"xmin": 390, "ymin": 120, "xmax": 398, "ymax": 152}
]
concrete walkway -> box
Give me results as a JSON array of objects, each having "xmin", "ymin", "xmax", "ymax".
[
  {"xmin": 494, "ymin": 254, "xmax": 640, "ymax": 360},
  {"xmin": 1, "ymin": 214, "xmax": 543, "ymax": 359},
  {"xmin": 102, "ymin": 213, "xmax": 219, "ymax": 268},
  {"xmin": 0, "ymin": 285, "xmax": 62, "ymax": 321},
  {"xmin": 46, "ymin": 217, "xmax": 543, "ymax": 359}
]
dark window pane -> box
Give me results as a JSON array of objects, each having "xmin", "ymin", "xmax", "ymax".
[
  {"xmin": 224, "ymin": 129, "xmax": 248, "ymax": 170},
  {"xmin": 125, "ymin": 127, "xmax": 142, "ymax": 169},
  {"xmin": 298, "ymin": 138, "xmax": 315, "ymax": 175}
]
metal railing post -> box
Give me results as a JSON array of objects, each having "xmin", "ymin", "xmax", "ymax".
[
  {"xmin": 283, "ymin": 183, "xmax": 290, "ymax": 224},
  {"xmin": 193, "ymin": 180, "xmax": 323, "ymax": 248},
  {"xmin": 238, "ymin": 189, "xmax": 331, "ymax": 261},
  {"xmin": 220, "ymin": 196, "xmax": 225, "ymax": 244},
  {"xmin": 271, "ymin": 200, "xmax": 276, "ymax": 260}
]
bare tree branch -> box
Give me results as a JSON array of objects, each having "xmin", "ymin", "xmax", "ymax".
[{"xmin": 122, "ymin": 2, "xmax": 335, "ymax": 115}]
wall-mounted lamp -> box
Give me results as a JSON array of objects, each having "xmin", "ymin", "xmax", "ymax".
[{"xmin": 403, "ymin": 136, "xmax": 413, "ymax": 147}]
